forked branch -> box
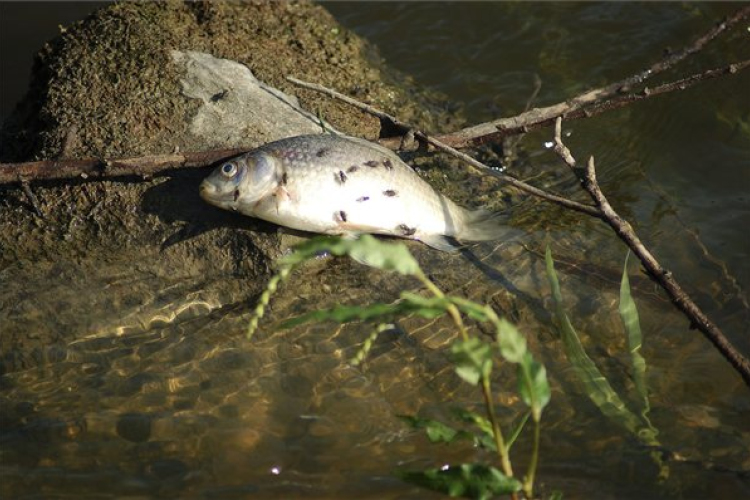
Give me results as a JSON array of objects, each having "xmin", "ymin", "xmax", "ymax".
[{"xmin": 551, "ymin": 118, "xmax": 750, "ymax": 387}]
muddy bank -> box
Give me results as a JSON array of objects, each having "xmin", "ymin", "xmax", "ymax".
[{"xmin": 0, "ymin": 1, "xmax": 466, "ymax": 373}]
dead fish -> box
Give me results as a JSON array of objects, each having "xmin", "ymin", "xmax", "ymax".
[{"xmin": 199, "ymin": 134, "xmax": 504, "ymax": 251}]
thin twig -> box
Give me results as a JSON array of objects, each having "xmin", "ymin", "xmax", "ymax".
[
  {"xmin": 20, "ymin": 180, "xmax": 44, "ymax": 219},
  {"xmin": 501, "ymin": 74, "xmax": 543, "ymax": 163},
  {"xmin": 430, "ymin": 6, "xmax": 750, "ymax": 149},
  {"xmin": 287, "ymin": 76, "xmax": 603, "ymax": 219},
  {"xmin": 552, "ymin": 117, "xmax": 750, "ymax": 388},
  {"xmin": 553, "ymin": 59, "xmax": 750, "ymax": 126}
]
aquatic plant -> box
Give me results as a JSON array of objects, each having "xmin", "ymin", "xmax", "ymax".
[
  {"xmin": 248, "ymin": 235, "xmax": 551, "ymax": 499},
  {"xmin": 545, "ymin": 246, "xmax": 666, "ymax": 479}
]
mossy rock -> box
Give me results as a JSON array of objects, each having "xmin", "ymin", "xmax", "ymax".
[{"xmin": 0, "ymin": 0, "xmax": 456, "ymax": 373}]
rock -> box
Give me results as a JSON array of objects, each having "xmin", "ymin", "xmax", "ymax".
[
  {"xmin": 171, "ymin": 50, "xmax": 338, "ymax": 149},
  {"xmin": 0, "ymin": 1, "xmax": 441, "ymax": 373}
]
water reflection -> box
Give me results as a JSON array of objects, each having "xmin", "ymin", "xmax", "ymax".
[{"xmin": 5, "ymin": 214, "xmax": 748, "ymax": 497}]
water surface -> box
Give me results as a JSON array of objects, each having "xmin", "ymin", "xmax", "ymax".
[{"xmin": 2, "ymin": 3, "xmax": 750, "ymax": 499}]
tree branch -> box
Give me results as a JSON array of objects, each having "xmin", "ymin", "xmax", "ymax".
[
  {"xmin": 423, "ymin": 6, "xmax": 750, "ymax": 149},
  {"xmin": 0, "ymin": 148, "xmax": 246, "ymax": 184},
  {"xmin": 552, "ymin": 118, "xmax": 750, "ymax": 388},
  {"xmin": 4, "ymin": 51, "xmax": 742, "ymax": 187},
  {"xmin": 431, "ymin": 59, "xmax": 750, "ymax": 149}
]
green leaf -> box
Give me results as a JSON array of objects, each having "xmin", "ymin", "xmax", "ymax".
[
  {"xmin": 349, "ymin": 235, "xmax": 421, "ymax": 275},
  {"xmin": 398, "ymin": 415, "xmax": 459, "ymax": 442},
  {"xmin": 496, "ymin": 318, "xmax": 527, "ymax": 363},
  {"xmin": 548, "ymin": 491, "xmax": 564, "ymax": 500},
  {"xmin": 447, "ymin": 296, "xmax": 492, "ymax": 322},
  {"xmin": 451, "ymin": 338, "xmax": 493, "ymax": 386},
  {"xmin": 281, "ymin": 303, "xmax": 401, "ymax": 328},
  {"xmin": 451, "ymin": 408, "xmax": 493, "ymax": 437},
  {"xmin": 277, "ymin": 236, "xmax": 346, "ymax": 267},
  {"xmin": 450, "ymin": 409, "xmax": 497, "ymax": 450},
  {"xmin": 280, "ymin": 235, "xmax": 420, "ymax": 275},
  {"xmin": 517, "ymin": 354, "xmax": 551, "ymax": 420},
  {"xmin": 397, "ymin": 415, "xmax": 476, "ymax": 445},
  {"xmin": 400, "ymin": 292, "xmax": 451, "ymax": 312},
  {"xmin": 399, "ymin": 464, "xmax": 521, "ymax": 499},
  {"xmin": 619, "ymin": 251, "xmax": 651, "ymax": 418},
  {"xmin": 544, "ymin": 246, "xmax": 652, "ymax": 441}
]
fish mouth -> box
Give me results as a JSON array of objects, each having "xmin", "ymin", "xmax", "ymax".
[
  {"xmin": 199, "ymin": 180, "xmax": 216, "ymax": 201},
  {"xmin": 199, "ymin": 180, "xmax": 232, "ymax": 206}
]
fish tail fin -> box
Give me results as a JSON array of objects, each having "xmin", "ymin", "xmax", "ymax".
[{"xmin": 454, "ymin": 207, "xmax": 508, "ymax": 242}]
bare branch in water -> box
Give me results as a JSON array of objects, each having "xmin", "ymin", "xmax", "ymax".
[{"xmin": 551, "ymin": 117, "xmax": 750, "ymax": 388}]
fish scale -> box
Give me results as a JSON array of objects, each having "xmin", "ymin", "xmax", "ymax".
[{"xmin": 200, "ymin": 134, "xmax": 505, "ymax": 251}]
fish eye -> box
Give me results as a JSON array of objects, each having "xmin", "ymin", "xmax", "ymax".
[{"xmin": 221, "ymin": 162, "xmax": 237, "ymax": 178}]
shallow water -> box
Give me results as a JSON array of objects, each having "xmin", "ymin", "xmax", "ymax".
[{"xmin": 2, "ymin": 2, "xmax": 750, "ymax": 499}]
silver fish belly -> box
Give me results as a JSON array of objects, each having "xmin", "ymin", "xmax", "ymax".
[{"xmin": 199, "ymin": 134, "xmax": 503, "ymax": 251}]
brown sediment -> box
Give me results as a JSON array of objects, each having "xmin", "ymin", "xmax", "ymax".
[{"xmin": 0, "ymin": 0, "xmax": 464, "ymax": 372}]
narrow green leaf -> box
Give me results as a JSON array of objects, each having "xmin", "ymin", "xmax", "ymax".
[
  {"xmin": 279, "ymin": 298, "xmax": 445, "ymax": 329},
  {"xmin": 277, "ymin": 235, "xmax": 346, "ymax": 267},
  {"xmin": 451, "ymin": 408, "xmax": 493, "ymax": 437},
  {"xmin": 400, "ymin": 292, "xmax": 451, "ymax": 312},
  {"xmin": 399, "ymin": 464, "xmax": 521, "ymax": 499},
  {"xmin": 619, "ymin": 251, "xmax": 651, "ymax": 419},
  {"xmin": 451, "ymin": 338, "xmax": 493, "ymax": 386},
  {"xmin": 280, "ymin": 303, "xmax": 400, "ymax": 328},
  {"xmin": 544, "ymin": 246, "xmax": 647, "ymax": 439}
]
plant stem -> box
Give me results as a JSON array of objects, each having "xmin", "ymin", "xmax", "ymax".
[
  {"xmin": 524, "ymin": 417, "xmax": 541, "ymax": 499},
  {"xmin": 482, "ymin": 376, "xmax": 514, "ymax": 479},
  {"xmin": 247, "ymin": 265, "xmax": 292, "ymax": 339},
  {"xmin": 417, "ymin": 270, "xmax": 516, "ymax": 492},
  {"xmin": 416, "ymin": 271, "xmax": 469, "ymax": 342}
]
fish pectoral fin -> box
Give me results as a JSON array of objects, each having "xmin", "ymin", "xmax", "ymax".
[
  {"xmin": 337, "ymin": 222, "xmax": 383, "ymax": 233},
  {"xmin": 418, "ymin": 234, "xmax": 462, "ymax": 253}
]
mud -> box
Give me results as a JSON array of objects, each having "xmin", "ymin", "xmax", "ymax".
[{"xmin": 0, "ymin": 1, "xmax": 467, "ymax": 373}]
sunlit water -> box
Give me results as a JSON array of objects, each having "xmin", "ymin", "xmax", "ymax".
[{"xmin": 2, "ymin": 3, "xmax": 750, "ymax": 499}]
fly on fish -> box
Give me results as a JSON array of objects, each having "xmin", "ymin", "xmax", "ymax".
[{"xmin": 199, "ymin": 134, "xmax": 504, "ymax": 251}]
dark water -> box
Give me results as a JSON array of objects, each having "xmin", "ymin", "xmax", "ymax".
[
  {"xmin": 2, "ymin": 2, "xmax": 750, "ymax": 499},
  {"xmin": 325, "ymin": 2, "xmax": 750, "ymax": 307},
  {"xmin": 0, "ymin": 2, "xmax": 111, "ymax": 123}
]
